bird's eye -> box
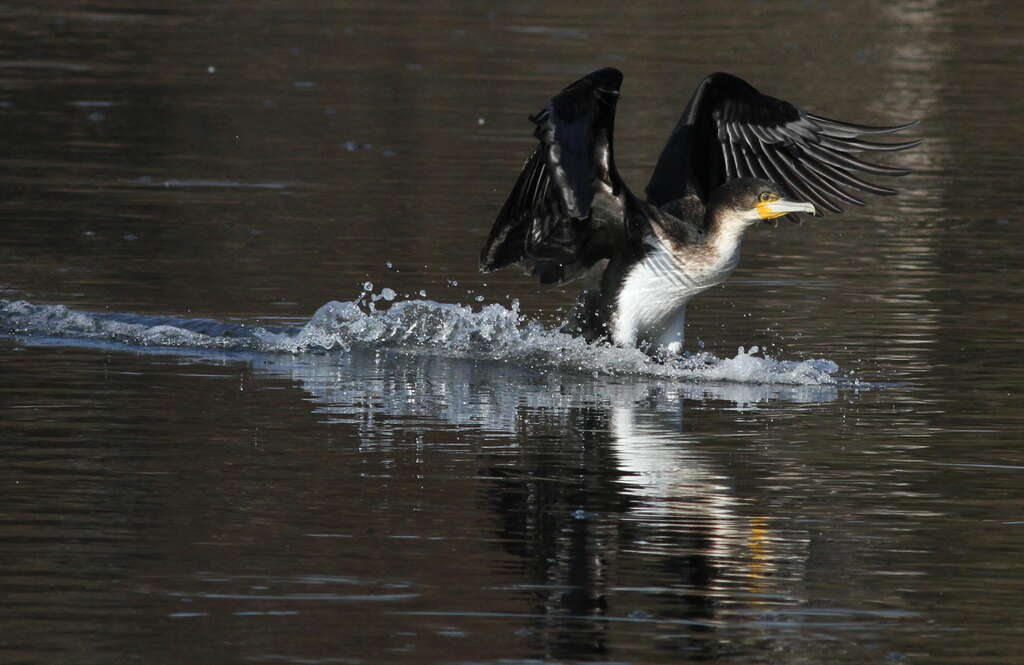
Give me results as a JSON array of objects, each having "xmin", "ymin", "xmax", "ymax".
[{"xmin": 758, "ymin": 191, "xmax": 776, "ymax": 202}]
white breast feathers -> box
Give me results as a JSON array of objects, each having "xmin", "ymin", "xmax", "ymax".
[{"xmin": 612, "ymin": 234, "xmax": 742, "ymax": 353}]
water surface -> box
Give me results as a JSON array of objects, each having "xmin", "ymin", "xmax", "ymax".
[{"xmin": 2, "ymin": 2, "xmax": 1024, "ymax": 664}]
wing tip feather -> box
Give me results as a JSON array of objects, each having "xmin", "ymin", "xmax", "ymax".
[{"xmin": 807, "ymin": 113, "xmax": 921, "ymax": 136}]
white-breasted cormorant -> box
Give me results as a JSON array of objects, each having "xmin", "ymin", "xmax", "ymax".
[{"xmin": 480, "ymin": 68, "xmax": 920, "ymax": 355}]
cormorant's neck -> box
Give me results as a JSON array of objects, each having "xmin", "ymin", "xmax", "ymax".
[{"xmin": 704, "ymin": 207, "xmax": 752, "ymax": 256}]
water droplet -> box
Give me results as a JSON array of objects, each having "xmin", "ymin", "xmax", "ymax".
[
  {"xmin": 418, "ymin": 289, "xmax": 427, "ymax": 298},
  {"xmin": 380, "ymin": 288, "xmax": 397, "ymax": 301},
  {"xmin": 362, "ymin": 281, "xmax": 373, "ymax": 292}
]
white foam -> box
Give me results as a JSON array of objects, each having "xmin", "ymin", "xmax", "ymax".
[
  {"xmin": 264, "ymin": 299, "xmax": 840, "ymax": 385},
  {"xmin": 0, "ymin": 296, "xmax": 843, "ymax": 386}
]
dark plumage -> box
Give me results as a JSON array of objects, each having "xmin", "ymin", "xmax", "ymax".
[{"xmin": 480, "ymin": 68, "xmax": 920, "ymax": 354}]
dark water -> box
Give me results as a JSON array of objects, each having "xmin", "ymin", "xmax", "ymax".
[{"xmin": 3, "ymin": 2, "xmax": 1024, "ymax": 663}]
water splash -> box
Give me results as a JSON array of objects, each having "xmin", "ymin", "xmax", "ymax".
[{"xmin": 0, "ymin": 297, "xmax": 841, "ymax": 386}]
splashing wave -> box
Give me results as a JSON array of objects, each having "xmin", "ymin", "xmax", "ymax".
[{"xmin": 0, "ymin": 298, "xmax": 840, "ymax": 385}]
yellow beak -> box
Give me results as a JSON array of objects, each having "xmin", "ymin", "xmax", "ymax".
[{"xmin": 757, "ymin": 199, "xmax": 817, "ymax": 220}]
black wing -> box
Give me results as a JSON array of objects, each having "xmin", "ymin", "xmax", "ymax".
[
  {"xmin": 480, "ymin": 67, "xmax": 633, "ymax": 285},
  {"xmin": 644, "ymin": 72, "xmax": 921, "ymax": 215}
]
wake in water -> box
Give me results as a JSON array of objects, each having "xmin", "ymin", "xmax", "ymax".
[{"xmin": 0, "ymin": 295, "xmax": 843, "ymax": 386}]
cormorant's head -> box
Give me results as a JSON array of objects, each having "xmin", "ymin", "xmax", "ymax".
[{"xmin": 710, "ymin": 178, "xmax": 816, "ymax": 228}]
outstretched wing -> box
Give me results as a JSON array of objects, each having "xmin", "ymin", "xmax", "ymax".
[
  {"xmin": 480, "ymin": 67, "xmax": 633, "ymax": 285},
  {"xmin": 644, "ymin": 72, "xmax": 921, "ymax": 215}
]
